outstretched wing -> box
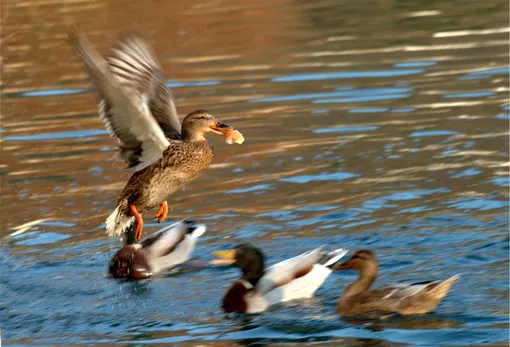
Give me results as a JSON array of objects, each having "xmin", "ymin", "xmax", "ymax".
[
  {"xmin": 68, "ymin": 27, "xmax": 170, "ymax": 171},
  {"xmin": 106, "ymin": 34, "xmax": 182, "ymax": 140}
]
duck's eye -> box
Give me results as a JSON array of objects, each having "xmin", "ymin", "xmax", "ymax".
[{"xmin": 216, "ymin": 121, "xmax": 221, "ymax": 125}]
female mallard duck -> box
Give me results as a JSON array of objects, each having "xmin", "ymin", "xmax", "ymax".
[
  {"xmin": 109, "ymin": 220, "xmax": 206, "ymax": 279},
  {"xmin": 334, "ymin": 250, "xmax": 460, "ymax": 317},
  {"xmin": 212, "ymin": 244, "xmax": 348, "ymax": 313},
  {"xmin": 68, "ymin": 28, "xmax": 244, "ymax": 240}
]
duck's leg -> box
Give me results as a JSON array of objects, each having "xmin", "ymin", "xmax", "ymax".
[
  {"xmin": 155, "ymin": 201, "xmax": 168, "ymax": 223},
  {"xmin": 129, "ymin": 204, "xmax": 144, "ymax": 240}
]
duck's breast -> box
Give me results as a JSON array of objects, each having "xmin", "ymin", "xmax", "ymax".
[{"xmin": 245, "ymin": 290, "xmax": 269, "ymax": 314}]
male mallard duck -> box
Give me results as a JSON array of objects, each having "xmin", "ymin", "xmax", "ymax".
[
  {"xmin": 109, "ymin": 220, "xmax": 206, "ymax": 279},
  {"xmin": 212, "ymin": 244, "xmax": 348, "ymax": 313},
  {"xmin": 334, "ymin": 250, "xmax": 460, "ymax": 317},
  {"xmin": 68, "ymin": 28, "xmax": 244, "ymax": 240}
]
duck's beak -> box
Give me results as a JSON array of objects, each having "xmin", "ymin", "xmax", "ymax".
[
  {"xmin": 333, "ymin": 259, "xmax": 353, "ymax": 270},
  {"xmin": 210, "ymin": 122, "xmax": 233, "ymax": 135},
  {"xmin": 210, "ymin": 249, "xmax": 236, "ymax": 265}
]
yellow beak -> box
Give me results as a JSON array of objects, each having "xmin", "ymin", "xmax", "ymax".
[
  {"xmin": 212, "ymin": 249, "xmax": 236, "ymax": 259},
  {"xmin": 210, "ymin": 249, "xmax": 236, "ymax": 265}
]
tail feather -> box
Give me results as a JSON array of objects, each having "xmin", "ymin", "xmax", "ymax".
[
  {"xmin": 320, "ymin": 248, "xmax": 349, "ymax": 267},
  {"xmin": 426, "ymin": 274, "xmax": 460, "ymax": 298},
  {"xmin": 105, "ymin": 205, "xmax": 135, "ymax": 237},
  {"xmin": 187, "ymin": 221, "xmax": 207, "ymax": 239}
]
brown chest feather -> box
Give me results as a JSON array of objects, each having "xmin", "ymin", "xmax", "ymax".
[
  {"xmin": 222, "ymin": 281, "xmax": 249, "ymax": 313},
  {"xmin": 119, "ymin": 140, "xmax": 213, "ymax": 209}
]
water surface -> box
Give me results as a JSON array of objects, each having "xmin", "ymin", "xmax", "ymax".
[{"xmin": 1, "ymin": 0, "xmax": 509, "ymax": 346}]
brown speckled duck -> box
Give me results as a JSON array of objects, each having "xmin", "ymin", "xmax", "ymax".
[
  {"xmin": 334, "ymin": 250, "xmax": 460, "ymax": 317},
  {"xmin": 68, "ymin": 28, "xmax": 244, "ymax": 240},
  {"xmin": 109, "ymin": 220, "xmax": 206, "ymax": 279}
]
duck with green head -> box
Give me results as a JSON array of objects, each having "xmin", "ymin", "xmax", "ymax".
[
  {"xmin": 109, "ymin": 220, "xmax": 206, "ymax": 279},
  {"xmin": 212, "ymin": 244, "xmax": 348, "ymax": 313}
]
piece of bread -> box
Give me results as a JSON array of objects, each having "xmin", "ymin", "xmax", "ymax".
[{"xmin": 224, "ymin": 129, "xmax": 245, "ymax": 144}]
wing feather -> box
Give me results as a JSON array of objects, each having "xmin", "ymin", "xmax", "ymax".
[
  {"xmin": 381, "ymin": 281, "xmax": 439, "ymax": 300},
  {"xmin": 69, "ymin": 27, "xmax": 170, "ymax": 171},
  {"xmin": 107, "ymin": 34, "xmax": 182, "ymax": 139}
]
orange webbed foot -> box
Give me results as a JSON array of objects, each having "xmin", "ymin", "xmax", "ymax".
[
  {"xmin": 155, "ymin": 201, "xmax": 168, "ymax": 223},
  {"xmin": 129, "ymin": 204, "xmax": 144, "ymax": 241}
]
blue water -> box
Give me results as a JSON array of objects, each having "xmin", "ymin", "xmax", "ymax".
[
  {"xmin": 458, "ymin": 75, "xmax": 491, "ymax": 81},
  {"xmin": 228, "ymin": 184, "xmax": 275, "ymax": 193},
  {"xmin": 313, "ymin": 126, "xmax": 380, "ymax": 133},
  {"xmin": 3, "ymin": 189, "xmax": 508, "ymax": 345},
  {"xmin": 494, "ymin": 113, "xmax": 510, "ymax": 120},
  {"xmin": 409, "ymin": 130, "xmax": 460, "ymax": 137},
  {"xmin": 313, "ymin": 93, "xmax": 410, "ymax": 104},
  {"xmin": 21, "ymin": 88, "xmax": 87, "ymax": 97},
  {"xmin": 393, "ymin": 61, "xmax": 437, "ymax": 68},
  {"xmin": 349, "ymin": 107, "xmax": 389, "ymax": 113},
  {"xmin": 450, "ymin": 168, "xmax": 482, "ymax": 178},
  {"xmin": 3, "ymin": 129, "xmax": 108, "ymax": 141},
  {"xmin": 467, "ymin": 66, "xmax": 510, "ymax": 75},
  {"xmin": 272, "ymin": 69, "xmax": 425, "ymax": 82},
  {"xmin": 279, "ymin": 172, "xmax": 359, "ymax": 183},
  {"xmin": 10, "ymin": 80, "xmax": 222, "ymax": 98},
  {"xmin": 250, "ymin": 87, "xmax": 412, "ymax": 103},
  {"xmin": 392, "ymin": 108, "xmax": 416, "ymax": 113},
  {"xmin": 443, "ymin": 91, "xmax": 496, "ymax": 98},
  {"xmin": 165, "ymin": 80, "xmax": 222, "ymax": 88}
]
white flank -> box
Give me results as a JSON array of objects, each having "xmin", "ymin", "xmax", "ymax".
[
  {"xmin": 265, "ymin": 264, "xmax": 332, "ymax": 306},
  {"xmin": 105, "ymin": 206, "xmax": 135, "ymax": 237}
]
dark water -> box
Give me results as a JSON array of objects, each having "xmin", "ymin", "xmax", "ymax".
[{"xmin": 1, "ymin": 0, "xmax": 509, "ymax": 346}]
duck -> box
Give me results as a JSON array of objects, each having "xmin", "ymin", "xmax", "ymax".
[
  {"xmin": 68, "ymin": 27, "xmax": 244, "ymax": 241},
  {"xmin": 212, "ymin": 244, "xmax": 348, "ymax": 313},
  {"xmin": 334, "ymin": 250, "xmax": 460, "ymax": 317},
  {"xmin": 109, "ymin": 219, "xmax": 206, "ymax": 279}
]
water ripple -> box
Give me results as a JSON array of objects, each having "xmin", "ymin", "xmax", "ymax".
[{"xmin": 272, "ymin": 69, "xmax": 425, "ymax": 82}]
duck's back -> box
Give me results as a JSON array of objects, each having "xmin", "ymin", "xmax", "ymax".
[
  {"xmin": 337, "ymin": 275, "xmax": 460, "ymax": 317},
  {"xmin": 263, "ymin": 264, "xmax": 332, "ymax": 304}
]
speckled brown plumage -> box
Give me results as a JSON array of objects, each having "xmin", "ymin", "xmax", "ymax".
[{"xmin": 117, "ymin": 139, "xmax": 213, "ymax": 214}]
